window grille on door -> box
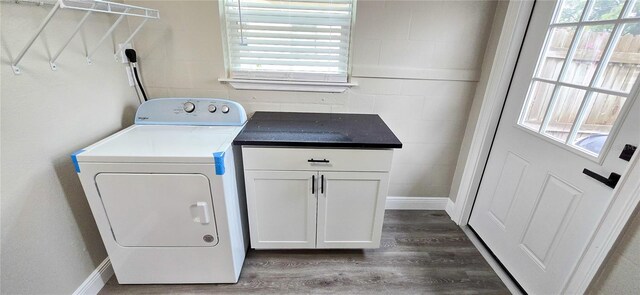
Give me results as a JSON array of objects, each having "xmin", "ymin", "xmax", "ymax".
[{"xmin": 519, "ymin": 0, "xmax": 640, "ymax": 157}]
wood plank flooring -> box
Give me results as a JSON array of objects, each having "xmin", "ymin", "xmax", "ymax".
[{"xmin": 100, "ymin": 210, "xmax": 508, "ymax": 294}]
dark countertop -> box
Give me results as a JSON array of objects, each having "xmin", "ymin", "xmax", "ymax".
[{"xmin": 233, "ymin": 112, "xmax": 402, "ymax": 148}]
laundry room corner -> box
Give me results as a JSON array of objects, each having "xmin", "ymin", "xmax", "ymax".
[
  {"xmin": 5, "ymin": 0, "xmax": 638, "ymax": 294},
  {"xmin": 121, "ymin": 0, "xmax": 498, "ymax": 208},
  {"xmin": 1, "ymin": 1, "xmax": 139, "ymax": 294}
]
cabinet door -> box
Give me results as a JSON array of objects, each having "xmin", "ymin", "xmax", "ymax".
[
  {"xmin": 317, "ymin": 172, "xmax": 389, "ymax": 248},
  {"xmin": 244, "ymin": 171, "xmax": 317, "ymax": 249}
]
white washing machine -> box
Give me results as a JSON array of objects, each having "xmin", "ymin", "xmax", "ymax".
[{"xmin": 73, "ymin": 98, "xmax": 249, "ymax": 284}]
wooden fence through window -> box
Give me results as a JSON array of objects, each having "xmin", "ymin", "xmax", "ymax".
[{"xmin": 522, "ymin": 29, "xmax": 639, "ymax": 141}]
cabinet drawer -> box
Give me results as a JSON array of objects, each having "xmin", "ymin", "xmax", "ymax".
[{"xmin": 242, "ymin": 147, "xmax": 393, "ymax": 172}]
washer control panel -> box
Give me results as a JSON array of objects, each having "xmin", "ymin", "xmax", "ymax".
[{"xmin": 135, "ymin": 98, "xmax": 247, "ymax": 126}]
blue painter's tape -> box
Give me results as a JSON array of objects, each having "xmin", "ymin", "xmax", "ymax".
[
  {"xmin": 71, "ymin": 149, "xmax": 85, "ymax": 173},
  {"xmin": 213, "ymin": 152, "xmax": 225, "ymax": 175}
]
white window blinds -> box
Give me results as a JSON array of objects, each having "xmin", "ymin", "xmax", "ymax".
[{"xmin": 222, "ymin": 0, "xmax": 354, "ymax": 83}]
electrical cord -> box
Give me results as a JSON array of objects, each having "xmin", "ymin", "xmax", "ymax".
[
  {"xmin": 125, "ymin": 49, "xmax": 148, "ymax": 102},
  {"xmin": 127, "ymin": 63, "xmax": 143, "ymax": 104},
  {"xmin": 132, "ymin": 65, "xmax": 148, "ymax": 102}
]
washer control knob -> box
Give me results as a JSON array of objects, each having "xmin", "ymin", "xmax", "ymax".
[
  {"xmin": 183, "ymin": 102, "xmax": 196, "ymax": 113},
  {"xmin": 221, "ymin": 105, "xmax": 230, "ymax": 113},
  {"xmin": 208, "ymin": 104, "xmax": 217, "ymax": 113}
]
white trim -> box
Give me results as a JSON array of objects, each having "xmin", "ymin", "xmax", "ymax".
[
  {"xmin": 351, "ymin": 66, "xmax": 480, "ymax": 82},
  {"xmin": 451, "ymin": 0, "xmax": 534, "ymax": 226},
  {"xmin": 461, "ymin": 226, "xmax": 524, "ymax": 295},
  {"xmin": 73, "ymin": 257, "xmax": 114, "ymax": 295},
  {"xmin": 549, "ymin": 16, "xmax": 640, "ymax": 27},
  {"xmin": 531, "ymin": 77, "xmax": 630, "ymax": 98},
  {"xmin": 445, "ymin": 198, "xmax": 457, "ymax": 220},
  {"xmin": 218, "ymin": 78, "xmax": 356, "ymax": 93},
  {"xmin": 385, "ymin": 196, "xmax": 448, "ymax": 210}
]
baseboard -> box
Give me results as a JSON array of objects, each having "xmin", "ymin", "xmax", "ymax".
[
  {"xmin": 73, "ymin": 257, "xmax": 114, "ymax": 295},
  {"xmin": 385, "ymin": 196, "xmax": 448, "ymax": 210},
  {"xmin": 445, "ymin": 199, "xmax": 457, "ymax": 220}
]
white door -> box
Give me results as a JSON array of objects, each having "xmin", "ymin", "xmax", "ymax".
[
  {"xmin": 95, "ymin": 173, "xmax": 219, "ymax": 247},
  {"xmin": 316, "ymin": 172, "xmax": 389, "ymax": 249},
  {"xmin": 244, "ymin": 170, "xmax": 317, "ymax": 249},
  {"xmin": 469, "ymin": 0, "xmax": 640, "ymax": 294}
]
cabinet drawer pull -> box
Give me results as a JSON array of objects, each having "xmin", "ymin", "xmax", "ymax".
[
  {"xmin": 321, "ymin": 175, "xmax": 324, "ymax": 194},
  {"xmin": 312, "ymin": 175, "xmax": 315, "ymax": 194},
  {"xmin": 308, "ymin": 158, "xmax": 330, "ymax": 163}
]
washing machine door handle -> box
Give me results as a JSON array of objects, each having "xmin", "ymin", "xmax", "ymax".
[{"xmin": 192, "ymin": 202, "xmax": 211, "ymax": 224}]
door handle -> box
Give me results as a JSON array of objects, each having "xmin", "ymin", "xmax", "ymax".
[
  {"xmin": 582, "ymin": 169, "xmax": 621, "ymax": 189},
  {"xmin": 312, "ymin": 174, "xmax": 315, "ymax": 194},
  {"xmin": 308, "ymin": 158, "xmax": 330, "ymax": 163},
  {"xmin": 320, "ymin": 174, "xmax": 324, "ymax": 194},
  {"xmin": 192, "ymin": 202, "xmax": 211, "ymax": 224}
]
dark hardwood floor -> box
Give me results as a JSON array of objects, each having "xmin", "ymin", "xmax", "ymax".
[{"xmin": 100, "ymin": 210, "xmax": 509, "ymax": 294}]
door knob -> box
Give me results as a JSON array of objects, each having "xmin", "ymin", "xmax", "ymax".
[{"xmin": 582, "ymin": 169, "xmax": 621, "ymax": 189}]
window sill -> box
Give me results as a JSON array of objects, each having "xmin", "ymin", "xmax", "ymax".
[{"xmin": 218, "ymin": 78, "xmax": 357, "ymax": 93}]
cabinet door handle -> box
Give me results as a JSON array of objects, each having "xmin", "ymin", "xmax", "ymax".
[
  {"xmin": 308, "ymin": 158, "xmax": 330, "ymax": 163},
  {"xmin": 321, "ymin": 175, "xmax": 324, "ymax": 194},
  {"xmin": 582, "ymin": 168, "xmax": 621, "ymax": 189},
  {"xmin": 312, "ymin": 175, "xmax": 315, "ymax": 194}
]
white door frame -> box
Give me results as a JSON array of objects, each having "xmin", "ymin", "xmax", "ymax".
[
  {"xmin": 448, "ymin": 0, "xmax": 534, "ymax": 225},
  {"xmin": 448, "ymin": 0, "xmax": 640, "ymax": 293}
]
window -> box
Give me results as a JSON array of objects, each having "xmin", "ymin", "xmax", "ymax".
[
  {"xmin": 519, "ymin": 0, "xmax": 640, "ymax": 157},
  {"xmin": 220, "ymin": 0, "xmax": 355, "ymax": 85}
]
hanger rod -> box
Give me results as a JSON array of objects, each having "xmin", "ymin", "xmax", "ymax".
[
  {"xmin": 7, "ymin": 0, "xmax": 159, "ymax": 73},
  {"xmin": 1, "ymin": 0, "xmax": 56, "ymax": 6}
]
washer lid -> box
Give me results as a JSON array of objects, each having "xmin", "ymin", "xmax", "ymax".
[{"xmin": 77, "ymin": 125, "xmax": 243, "ymax": 163}]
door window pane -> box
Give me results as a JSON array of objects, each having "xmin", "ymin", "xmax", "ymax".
[
  {"xmin": 572, "ymin": 93, "xmax": 627, "ymax": 154},
  {"xmin": 625, "ymin": 0, "xmax": 640, "ymax": 17},
  {"xmin": 586, "ymin": 0, "xmax": 625, "ymax": 21},
  {"xmin": 596, "ymin": 23, "xmax": 640, "ymax": 93},
  {"xmin": 543, "ymin": 87, "xmax": 587, "ymax": 142},
  {"xmin": 562, "ymin": 25, "xmax": 614, "ymax": 85},
  {"xmin": 536, "ymin": 27, "xmax": 577, "ymax": 80},
  {"xmin": 521, "ymin": 82, "xmax": 556, "ymax": 131},
  {"xmin": 518, "ymin": 0, "xmax": 637, "ymax": 159},
  {"xmin": 556, "ymin": 0, "xmax": 588, "ymax": 23}
]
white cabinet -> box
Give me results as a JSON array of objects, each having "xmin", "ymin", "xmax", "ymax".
[
  {"xmin": 243, "ymin": 171, "xmax": 316, "ymax": 249},
  {"xmin": 317, "ymin": 172, "xmax": 389, "ymax": 248},
  {"xmin": 242, "ymin": 147, "xmax": 393, "ymax": 249}
]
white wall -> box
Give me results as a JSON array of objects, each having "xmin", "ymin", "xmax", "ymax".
[
  {"xmin": 0, "ymin": 2, "xmax": 138, "ymax": 294},
  {"xmin": 449, "ymin": 0, "xmax": 509, "ymax": 202},
  {"xmin": 125, "ymin": 0, "xmax": 498, "ymax": 198},
  {"xmin": 590, "ymin": 210, "xmax": 640, "ymax": 294}
]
